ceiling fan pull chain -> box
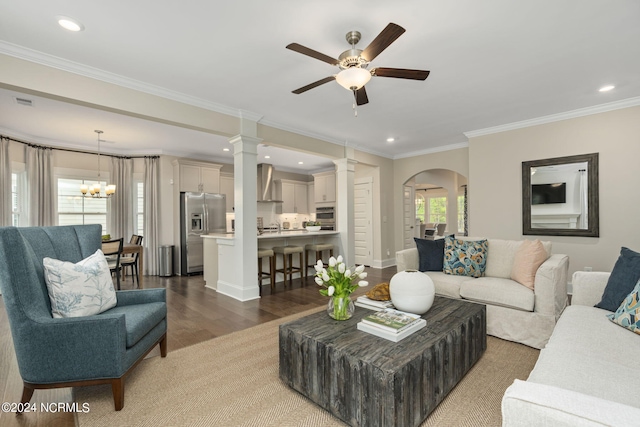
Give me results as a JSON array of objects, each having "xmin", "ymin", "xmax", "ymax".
[{"xmin": 352, "ymin": 89, "xmax": 358, "ymax": 117}]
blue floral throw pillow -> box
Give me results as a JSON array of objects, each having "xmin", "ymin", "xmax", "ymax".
[
  {"xmin": 43, "ymin": 249, "xmax": 117, "ymax": 318},
  {"xmin": 443, "ymin": 236, "xmax": 488, "ymax": 278},
  {"xmin": 607, "ymin": 279, "xmax": 640, "ymax": 334}
]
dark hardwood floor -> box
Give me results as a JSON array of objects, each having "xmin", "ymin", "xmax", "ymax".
[{"xmin": 0, "ymin": 266, "xmax": 396, "ymax": 427}]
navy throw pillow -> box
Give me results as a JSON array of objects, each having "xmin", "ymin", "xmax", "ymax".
[
  {"xmin": 596, "ymin": 247, "xmax": 640, "ymax": 312},
  {"xmin": 414, "ymin": 237, "xmax": 446, "ymax": 272}
]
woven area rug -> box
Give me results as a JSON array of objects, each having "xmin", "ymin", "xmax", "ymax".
[{"xmin": 76, "ymin": 308, "xmax": 539, "ymax": 427}]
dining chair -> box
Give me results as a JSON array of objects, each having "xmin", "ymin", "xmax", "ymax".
[
  {"xmin": 102, "ymin": 238, "xmax": 124, "ymax": 290},
  {"xmin": 121, "ymin": 235, "xmax": 143, "ymax": 287},
  {"xmin": 119, "ymin": 234, "xmax": 139, "ymax": 280}
]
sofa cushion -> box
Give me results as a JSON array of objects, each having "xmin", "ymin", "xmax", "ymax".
[
  {"xmin": 484, "ymin": 239, "xmax": 552, "ymax": 279},
  {"xmin": 414, "ymin": 237, "xmax": 445, "ymax": 271},
  {"xmin": 510, "ymin": 239, "xmax": 549, "ymax": 290},
  {"xmin": 460, "ymin": 277, "xmax": 535, "ymax": 311},
  {"xmin": 443, "ymin": 236, "xmax": 488, "ymax": 278},
  {"xmin": 596, "ymin": 247, "xmax": 640, "ymax": 312},
  {"xmin": 43, "ymin": 249, "xmax": 117, "ymax": 318},
  {"xmin": 607, "ymin": 279, "xmax": 640, "ymax": 334},
  {"xmin": 425, "ymin": 271, "xmax": 475, "ymax": 298},
  {"xmin": 99, "ymin": 302, "xmax": 167, "ymax": 348},
  {"xmin": 544, "ymin": 305, "xmax": 640, "ymax": 368}
]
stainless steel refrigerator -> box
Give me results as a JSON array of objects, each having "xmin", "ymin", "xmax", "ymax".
[{"xmin": 180, "ymin": 192, "xmax": 226, "ymax": 275}]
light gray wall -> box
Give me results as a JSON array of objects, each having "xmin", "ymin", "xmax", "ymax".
[{"xmin": 468, "ymin": 105, "xmax": 640, "ymax": 276}]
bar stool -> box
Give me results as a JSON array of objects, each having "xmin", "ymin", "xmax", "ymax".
[
  {"xmin": 272, "ymin": 246, "xmax": 304, "ymax": 287},
  {"xmin": 258, "ymin": 248, "xmax": 275, "ymax": 295},
  {"xmin": 304, "ymin": 243, "xmax": 335, "ymax": 279}
]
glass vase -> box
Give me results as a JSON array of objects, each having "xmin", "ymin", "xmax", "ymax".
[{"xmin": 327, "ymin": 295, "xmax": 355, "ymax": 320}]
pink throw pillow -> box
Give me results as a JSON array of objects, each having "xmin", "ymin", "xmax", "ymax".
[{"xmin": 510, "ymin": 240, "xmax": 548, "ymax": 290}]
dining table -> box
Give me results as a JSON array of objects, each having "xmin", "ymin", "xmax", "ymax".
[{"xmin": 122, "ymin": 243, "xmax": 144, "ymax": 288}]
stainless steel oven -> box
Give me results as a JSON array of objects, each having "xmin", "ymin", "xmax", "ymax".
[{"xmin": 316, "ymin": 206, "xmax": 335, "ymax": 230}]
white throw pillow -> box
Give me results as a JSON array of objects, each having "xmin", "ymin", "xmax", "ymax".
[{"xmin": 43, "ymin": 249, "xmax": 117, "ymax": 318}]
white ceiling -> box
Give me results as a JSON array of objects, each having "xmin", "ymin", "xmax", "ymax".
[{"xmin": 0, "ymin": 0, "xmax": 639, "ymax": 174}]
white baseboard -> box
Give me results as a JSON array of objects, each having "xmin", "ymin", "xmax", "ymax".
[{"xmin": 371, "ymin": 258, "xmax": 396, "ymax": 269}]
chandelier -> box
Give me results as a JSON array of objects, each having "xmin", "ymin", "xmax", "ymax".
[{"xmin": 80, "ymin": 130, "xmax": 116, "ymax": 198}]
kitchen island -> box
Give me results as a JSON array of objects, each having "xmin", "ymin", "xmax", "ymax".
[{"xmin": 202, "ymin": 230, "xmax": 340, "ymax": 293}]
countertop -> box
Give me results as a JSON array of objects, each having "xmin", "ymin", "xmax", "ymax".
[{"xmin": 202, "ymin": 230, "xmax": 339, "ymax": 240}]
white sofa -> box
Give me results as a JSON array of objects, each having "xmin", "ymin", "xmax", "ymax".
[
  {"xmin": 502, "ymin": 271, "xmax": 640, "ymax": 426},
  {"xmin": 396, "ymin": 239, "xmax": 569, "ymax": 349}
]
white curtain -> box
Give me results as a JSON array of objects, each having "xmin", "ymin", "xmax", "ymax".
[
  {"xmin": 108, "ymin": 157, "xmax": 134, "ymax": 239},
  {"xmin": 0, "ymin": 137, "xmax": 11, "ymax": 226},
  {"xmin": 26, "ymin": 145, "xmax": 55, "ymax": 226},
  {"xmin": 578, "ymin": 169, "xmax": 588, "ymax": 229},
  {"xmin": 143, "ymin": 156, "xmax": 160, "ymax": 275}
]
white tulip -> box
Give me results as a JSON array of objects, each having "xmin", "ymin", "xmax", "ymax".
[
  {"xmin": 329, "ymin": 257, "xmax": 337, "ymax": 267},
  {"xmin": 337, "ymin": 255, "xmax": 343, "ymax": 263},
  {"xmin": 322, "ymin": 272, "xmax": 330, "ymax": 282},
  {"xmin": 328, "ymin": 285, "xmax": 335, "ymax": 296},
  {"xmin": 358, "ymin": 272, "xmax": 368, "ymax": 279},
  {"xmin": 358, "ymin": 280, "xmax": 369, "ymax": 287},
  {"xmin": 338, "ymin": 263, "xmax": 346, "ymax": 274},
  {"xmin": 314, "ymin": 264, "xmax": 323, "ymax": 273},
  {"xmin": 315, "ymin": 276, "xmax": 324, "ymax": 286},
  {"xmin": 344, "ymin": 269, "xmax": 351, "ymax": 277},
  {"xmin": 355, "ymin": 265, "xmax": 365, "ymax": 274},
  {"xmin": 316, "ymin": 259, "xmax": 324, "ymax": 269}
]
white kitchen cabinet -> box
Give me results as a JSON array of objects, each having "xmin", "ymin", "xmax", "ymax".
[
  {"xmin": 275, "ymin": 179, "xmax": 309, "ymax": 214},
  {"xmin": 173, "ymin": 159, "xmax": 222, "ymax": 193},
  {"xmin": 219, "ymin": 174, "xmax": 234, "ymax": 212},
  {"xmin": 313, "ymin": 172, "xmax": 336, "ymax": 203}
]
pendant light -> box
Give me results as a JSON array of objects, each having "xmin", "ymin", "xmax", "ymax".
[{"xmin": 80, "ymin": 130, "xmax": 116, "ymax": 198}]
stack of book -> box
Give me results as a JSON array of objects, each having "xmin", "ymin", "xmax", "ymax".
[
  {"xmin": 354, "ymin": 295, "xmax": 394, "ymax": 311},
  {"xmin": 357, "ymin": 308, "xmax": 427, "ymax": 342}
]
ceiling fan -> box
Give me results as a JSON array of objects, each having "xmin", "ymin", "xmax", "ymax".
[{"xmin": 286, "ymin": 23, "xmax": 430, "ymax": 107}]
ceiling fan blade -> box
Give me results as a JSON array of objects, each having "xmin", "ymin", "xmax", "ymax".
[
  {"xmin": 286, "ymin": 43, "xmax": 339, "ymax": 66},
  {"xmin": 361, "ymin": 23, "xmax": 406, "ymax": 62},
  {"xmin": 355, "ymin": 87, "xmax": 369, "ymax": 106},
  {"xmin": 292, "ymin": 76, "xmax": 336, "ymax": 94},
  {"xmin": 372, "ymin": 67, "xmax": 430, "ymax": 80}
]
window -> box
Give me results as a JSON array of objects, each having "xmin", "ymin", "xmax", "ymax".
[
  {"xmin": 57, "ymin": 178, "xmax": 108, "ymax": 234},
  {"xmin": 11, "ymin": 173, "xmax": 21, "ymax": 226},
  {"xmin": 135, "ymin": 180, "xmax": 144, "ymax": 237},
  {"xmin": 415, "ymin": 193, "xmax": 425, "ymax": 223},
  {"xmin": 457, "ymin": 194, "xmax": 465, "ymax": 233},
  {"xmin": 427, "ymin": 196, "xmax": 447, "ymax": 224}
]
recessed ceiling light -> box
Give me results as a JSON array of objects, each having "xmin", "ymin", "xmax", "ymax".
[
  {"xmin": 386, "ymin": 137, "xmax": 395, "ymax": 143},
  {"xmin": 599, "ymin": 85, "xmax": 615, "ymax": 92},
  {"xmin": 223, "ymin": 148, "xmax": 230, "ymax": 152},
  {"xmin": 57, "ymin": 16, "xmax": 84, "ymax": 32},
  {"xmin": 298, "ymin": 161, "xmax": 304, "ymax": 165},
  {"xmin": 264, "ymin": 155, "xmax": 270, "ymax": 159}
]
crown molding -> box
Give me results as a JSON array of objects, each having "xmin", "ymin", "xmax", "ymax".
[
  {"xmin": 464, "ymin": 96, "xmax": 640, "ymax": 139},
  {"xmin": 392, "ymin": 141, "xmax": 470, "ymax": 160},
  {"xmin": 0, "ymin": 41, "xmax": 243, "ymax": 119}
]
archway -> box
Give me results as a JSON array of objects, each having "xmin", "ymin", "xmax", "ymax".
[{"xmin": 402, "ymin": 168, "xmax": 468, "ymax": 248}]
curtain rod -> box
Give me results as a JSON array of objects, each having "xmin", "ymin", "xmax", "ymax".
[{"xmin": 1, "ymin": 134, "xmax": 159, "ymax": 159}]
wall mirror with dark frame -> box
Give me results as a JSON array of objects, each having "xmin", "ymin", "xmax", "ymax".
[{"xmin": 522, "ymin": 153, "xmax": 599, "ymax": 237}]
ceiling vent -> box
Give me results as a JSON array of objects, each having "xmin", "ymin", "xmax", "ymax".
[{"xmin": 14, "ymin": 97, "xmax": 34, "ymax": 107}]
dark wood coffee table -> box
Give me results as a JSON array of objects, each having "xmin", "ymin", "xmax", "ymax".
[{"xmin": 279, "ymin": 297, "xmax": 486, "ymax": 427}]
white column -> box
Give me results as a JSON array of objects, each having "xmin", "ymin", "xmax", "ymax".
[
  {"xmin": 334, "ymin": 158, "xmax": 357, "ymax": 265},
  {"xmin": 216, "ymin": 134, "xmax": 261, "ymax": 301}
]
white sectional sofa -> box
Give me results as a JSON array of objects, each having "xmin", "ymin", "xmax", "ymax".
[
  {"xmin": 502, "ymin": 271, "xmax": 640, "ymax": 426},
  {"xmin": 396, "ymin": 239, "xmax": 569, "ymax": 349}
]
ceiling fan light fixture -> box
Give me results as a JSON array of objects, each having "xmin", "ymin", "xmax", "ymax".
[{"xmin": 336, "ymin": 67, "xmax": 371, "ymax": 91}]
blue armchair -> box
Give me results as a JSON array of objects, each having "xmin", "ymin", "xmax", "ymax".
[{"xmin": 0, "ymin": 225, "xmax": 167, "ymax": 411}]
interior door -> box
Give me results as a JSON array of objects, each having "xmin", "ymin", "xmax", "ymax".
[{"xmin": 354, "ymin": 181, "xmax": 373, "ymax": 266}]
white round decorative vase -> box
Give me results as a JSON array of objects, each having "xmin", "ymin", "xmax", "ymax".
[{"xmin": 389, "ymin": 270, "xmax": 435, "ymax": 314}]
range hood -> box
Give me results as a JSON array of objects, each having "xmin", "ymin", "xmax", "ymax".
[{"xmin": 257, "ymin": 163, "xmax": 283, "ymax": 203}]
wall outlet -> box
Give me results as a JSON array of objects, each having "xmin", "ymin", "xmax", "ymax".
[
  {"xmin": 386, "ymin": 249, "xmax": 390, "ymax": 256},
  {"xmin": 584, "ymin": 266, "xmax": 593, "ymax": 272}
]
